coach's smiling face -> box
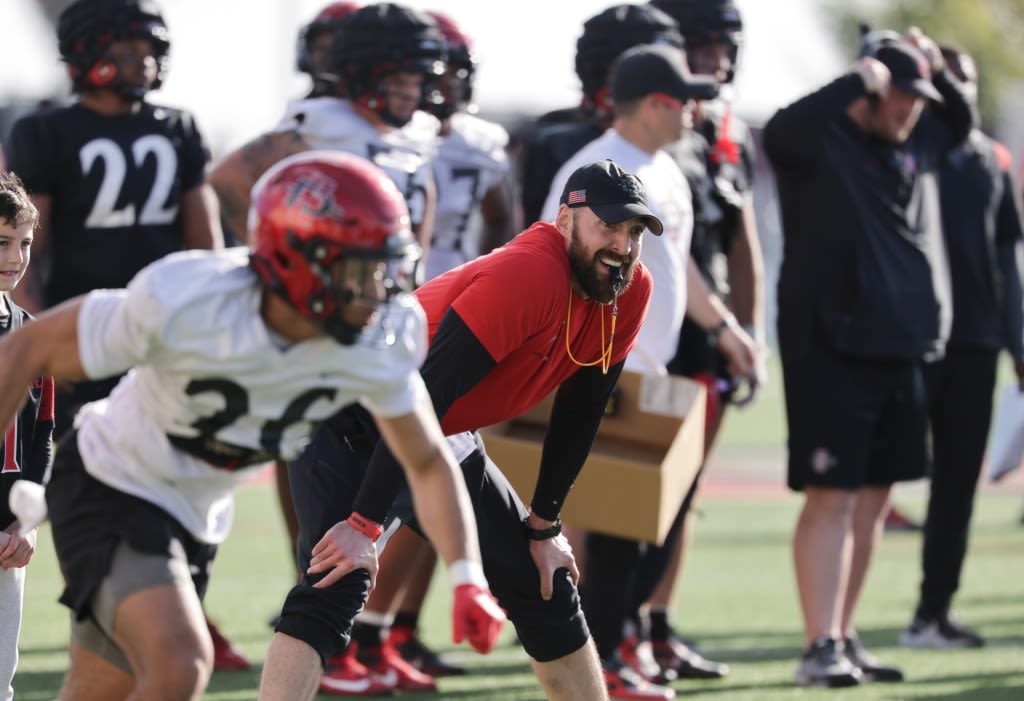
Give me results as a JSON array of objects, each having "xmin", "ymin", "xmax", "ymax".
[{"xmin": 560, "ymin": 206, "xmax": 644, "ymax": 304}]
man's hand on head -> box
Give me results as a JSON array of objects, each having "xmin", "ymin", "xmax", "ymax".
[
  {"xmin": 854, "ymin": 56, "xmax": 891, "ymax": 96},
  {"xmin": 905, "ymin": 26, "xmax": 944, "ymax": 74}
]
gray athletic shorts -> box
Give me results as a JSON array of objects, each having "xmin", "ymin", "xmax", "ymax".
[{"xmin": 70, "ymin": 540, "xmax": 194, "ymax": 671}]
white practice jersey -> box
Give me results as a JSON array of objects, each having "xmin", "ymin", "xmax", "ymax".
[
  {"xmin": 74, "ymin": 247, "xmax": 428, "ymax": 543},
  {"xmin": 543, "ymin": 130, "xmax": 694, "ymax": 373},
  {"xmin": 425, "ymin": 113, "xmax": 510, "ymax": 281},
  {"xmin": 276, "ymin": 97, "xmax": 438, "ymax": 234}
]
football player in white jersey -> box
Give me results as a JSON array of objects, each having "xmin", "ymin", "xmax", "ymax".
[
  {"xmin": 421, "ymin": 11, "xmax": 514, "ymax": 280},
  {"xmin": 207, "ymin": 7, "xmax": 448, "ymax": 670},
  {"xmin": 0, "ymin": 152, "xmax": 504, "ymax": 701},
  {"xmin": 347, "ymin": 10, "xmax": 516, "ymax": 687},
  {"xmin": 209, "ymin": 2, "xmax": 442, "ymax": 254}
]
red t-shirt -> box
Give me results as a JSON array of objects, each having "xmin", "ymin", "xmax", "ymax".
[{"xmin": 414, "ymin": 222, "xmax": 652, "ymax": 433}]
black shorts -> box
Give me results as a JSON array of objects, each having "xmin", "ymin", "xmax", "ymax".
[
  {"xmin": 278, "ymin": 409, "xmax": 590, "ymax": 666},
  {"xmin": 46, "ymin": 431, "xmax": 217, "ymax": 620},
  {"xmin": 782, "ymin": 340, "xmax": 928, "ymax": 491}
]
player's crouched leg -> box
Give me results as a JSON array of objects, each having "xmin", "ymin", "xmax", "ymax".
[
  {"xmin": 274, "ymin": 568, "xmax": 372, "ymax": 667},
  {"xmin": 468, "ymin": 450, "xmax": 592, "ymax": 659},
  {"xmin": 393, "ymin": 443, "xmax": 603, "ymax": 699},
  {"xmin": 275, "ymin": 415, "xmax": 394, "ymax": 695},
  {"xmin": 46, "ymin": 436, "xmax": 219, "ymax": 700}
]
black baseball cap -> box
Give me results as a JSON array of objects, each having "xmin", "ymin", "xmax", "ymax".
[
  {"xmin": 560, "ymin": 159, "xmax": 664, "ymax": 235},
  {"xmin": 875, "ymin": 41, "xmax": 943, "ymax": 103},
  {"xmin": 610, "ymin": 43, "xmax": 719, "ymax": 104}
]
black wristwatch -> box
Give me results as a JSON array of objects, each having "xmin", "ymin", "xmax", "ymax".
[{"xmin": 523, "ymin": 516, "xmax": 562, "ymax": 541}]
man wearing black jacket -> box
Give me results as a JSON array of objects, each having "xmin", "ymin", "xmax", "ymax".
[
  {"xmin": 900, "ymin": 45, "xmax": 1024, "ymax": 650},
  {"xmin": 764, "ymin": 28, "xmax": 974, "ymax": 687}
]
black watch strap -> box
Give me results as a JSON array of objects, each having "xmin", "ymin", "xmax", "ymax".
[{"xmin": 523, "ymin": 516, "xmax": 562, "ymax": 540}]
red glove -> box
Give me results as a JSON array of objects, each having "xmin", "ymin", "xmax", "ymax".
[{"xmin": 452, "ymin": 583, "xmax": 506, "ymax": 654}]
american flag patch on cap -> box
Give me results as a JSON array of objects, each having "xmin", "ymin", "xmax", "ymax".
[{"xmin": 567, "ymin": 189, "xmax": 587, "ymax": 204}]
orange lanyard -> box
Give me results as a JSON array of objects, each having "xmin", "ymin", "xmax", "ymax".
[{"xmin": 564, "ymin": 286, "xmax": 617, "ymax": 375}]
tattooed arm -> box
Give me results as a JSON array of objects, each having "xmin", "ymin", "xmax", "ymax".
[{"xmin": 208, "ymin": 130, "xmax": 310, "ymax": 244}]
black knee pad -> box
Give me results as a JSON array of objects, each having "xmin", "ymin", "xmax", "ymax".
[
  {"xmin": 501, "ymin": 567, "xmax": 590, "ymax": 662},
  {"xmin": 275, "ymin": 569, "xmax": 372, "ymax": 667}
]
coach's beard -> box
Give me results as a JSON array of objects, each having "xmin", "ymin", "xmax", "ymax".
[{"xmin": 568, "ymin": 230, "xmax": 635, "ymax": 303}]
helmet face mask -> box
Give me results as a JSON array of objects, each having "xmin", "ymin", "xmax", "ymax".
[
  {"xmin": 372, "ymin": 72, "xmax": 434, "ymax": 128},
  {"xmin": 424, "ymin": 11, "xmax": 477, "ymax": 119},
  {"xmin": 331, "ymin": 3, "xmax": 447, "ymax": 127},
  {"xmin": 249, "ymin": 151, "xmax": 420, "ymax": 346},
  {"xmin": 58, "ymin": 0, "xmax": 171, "ymax": 100},
  {"xmin": 649, "ymin": 0, "xmax": 743, "ymax": 83}
]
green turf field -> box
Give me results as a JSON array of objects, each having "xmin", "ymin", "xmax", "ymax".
[
  {"xmin": 13, "ymin": 356, "xmax": 1024, "ymax": 699},
  {"xmin": 14, "ymin": 477, "xmax": 1024, "ymax": 700}
]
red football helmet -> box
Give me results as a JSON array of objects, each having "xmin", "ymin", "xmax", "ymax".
[{"xmin": 249, "ymin": 151, "xmax": 420, "ymax": 345}]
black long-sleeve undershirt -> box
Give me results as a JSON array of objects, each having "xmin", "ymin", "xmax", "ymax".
[{"xmin": 351, "ymin": 307, "xmax": 624, "ymax": 524}]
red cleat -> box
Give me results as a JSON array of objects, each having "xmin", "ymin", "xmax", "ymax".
[
  {"xmin": 617, "ymin": 627, "xmax": 661, "ymax": 681},
  {"xmin": 358, "ymin": 641, "xmax": 438, "ymax": 692},
  {"xmin": 604, "ymin": 653, "xmax": 675, "ymax": 700},
  {"xmin": 206, "ymin": 617, "xmax": 250, "ymax": 672},
  {"xmin": 319, "ymin": 646, "xmax": 395, "ymax": 697}
]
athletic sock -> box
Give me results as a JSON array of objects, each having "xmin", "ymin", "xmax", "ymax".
[{"xmin": 646, "ymin": 607, "xmax": 670, "ymax": 642}]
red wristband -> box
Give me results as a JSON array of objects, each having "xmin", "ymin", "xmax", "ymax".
[{"xmin": 346, "ymin": 512, "xmax": 383, "ymax": 541}]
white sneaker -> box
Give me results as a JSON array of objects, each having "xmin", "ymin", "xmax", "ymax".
[
  {"xmin": 794, "ymin": 637, "xmax": 863, "ymax": 688},
  {"xmin": 900, "ymin": 614, "xmax": 985, "ymax": 649}
]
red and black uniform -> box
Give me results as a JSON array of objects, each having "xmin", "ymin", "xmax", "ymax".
[
  {"xmin": 279, "ymin": 222, "xmax": 653, "ymax": 665},
  {"xmin": 667, "ymin": 104, "xmax": 756, "ymax": 382},
  {"xmin": 917, "ymin": 132, "xmax": 1024, "ymax": 621},
  {"xmin": 6, "ymin": 101, "xmax": 209, "ymax": 433},
  {"xmin": 0, "ymin": 295, "xmax": 55, "ymax": 531}
]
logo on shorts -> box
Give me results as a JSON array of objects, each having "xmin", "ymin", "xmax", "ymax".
[{"xmin": 810, "ymin": 447, "xmax": 837, "ymax": 475}]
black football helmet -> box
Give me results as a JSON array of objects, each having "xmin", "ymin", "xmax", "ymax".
[
  {"xmin": 296, "ymin": 2, "xmax": 361, "ymax": 97},
  {"xmin": 330, "ymin": 3, "xmax": 446, "ymax": 126},
  {"xmin": 575, "ymin": 4, "xmax": 684, "ymax": 117},
  {"xmin": 57, "ymin": 0, "xmax": 171, "ymax": 100},
  {"xmin": 650, "ymin": 0, "xmax": 743, "ymax": 82},
  {"xmin": 424, "ymin": 11, "xmax": 477, "ymax": 119}
]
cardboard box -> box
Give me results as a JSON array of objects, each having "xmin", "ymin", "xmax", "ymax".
[{"xmin": 480, "ymin": 371, "xmax": 705, "ymax": 544}]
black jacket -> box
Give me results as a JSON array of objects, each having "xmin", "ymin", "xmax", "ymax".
[
  {"xmin": 764, "ymin": 70, "xmax": 974, "ymax": 361},
  {"xmin": 940, "ymin": 130, "xmax": 1024, "ymax": 359}
]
